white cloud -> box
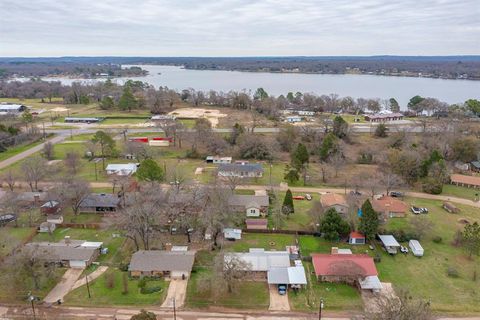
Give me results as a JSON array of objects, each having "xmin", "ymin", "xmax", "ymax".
[{"xmin": 0, "ymin": 0, "xmax": 478, "ymax": 56}]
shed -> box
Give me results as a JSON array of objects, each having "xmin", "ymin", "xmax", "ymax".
[
  {"xmin": 41, "ymin": 200, "xmax": 61, "ymax": 215},
  {"xmin": 349, "ymin": 231, "xmax": 366, "ymax": 245},
  {"xmin": 246, "ymin": 218, "xmax": 268, "ymax": 230},
  {"xmin": 267, "ymin": 266, "xmax": 307, "ymax": 287},
  {"xmin": 378, "ymin": 235, "xmax": 400, "ymax": 254},
  {"xmin": 409, "ymin": 240, "xmax": 424, "ymax": 257},
  {"xmin": 358, "ymin": 276, "xmax": 383, "ymax": 293},
  {"xmin": 443, "ymin": 202, "xmax": 460, "ymax": 213},
  {"xmin": 106, "ymin": 163, "xmax": 138, "ymax": 176},
  {"xmin": 39, "ymin": 222, "xmax": 56, "ymax": 233},
  {"xmin": 224, "ymin": 228, "xmax": 242, "ymax": 240}
]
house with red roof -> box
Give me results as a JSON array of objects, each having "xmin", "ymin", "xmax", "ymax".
[
  {"xmin": 311, "ymin": 252, "xmax": 382, "ymax": 292},
  {"xmin": 349, "ymin": 231, "xmax": 366, "ymax": 245},
  {"xmin": 372, "ymin": 195, "xmax": 408, "ymax": 220}
]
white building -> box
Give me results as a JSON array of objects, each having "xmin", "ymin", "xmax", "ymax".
[
  {"xmin": 409, "ymin": 240, "xmax": 424, "ymax": 257},
  {"xmin": 105, "ymin": 163, "xmax": 138, "ymax": 176},
  {"xmin": 285, "ymin": 116, "xmax": 302, "ymax": 123},
  {"xmin": 298, "ymin": 110, "xmax": 315, "ymax": 116}
]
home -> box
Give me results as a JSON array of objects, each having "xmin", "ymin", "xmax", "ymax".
[
  {"xmin": 246, "ymin": 218, "xmax": 268, "ymax": 230},
  {"xmin": 24, "ymin": 239, "xmax": 103, "ymax": 268},
  {"xmin": 16, "ymin": 192, "xmax": 47, "ymax": 206},
  {"xmin": 285, "ymin": 116, "xmax": 302, "ymax": 123},
  {"xmin": 320, "ymin": 193, "xmax": 349, "ymax": 215},
  {"xmin": 79, "ymin": 193, "xmax": 121, "ymax": 213},
  {"xmin": 223, "ymin": 228, "xmax": 242, "ymax": 240},
  {"xmin": 297, "ymin": 110, "xmax": 315, "ymax": 116},
  {"xmin": 228, "ymin": 194, "xmax": 269, "ymax": 217},
  {"xmin": 471, "ymin": 161, "xmax": 480, "ymax": 173},
  {"xmin": 349, "ymin": 231, "xmax": 366, "ymax": 245},
  {"xmin": 224, "ymin": 248, "xmax": 290, "ymax": 276},
  {"xmin": 128, "ymin": 250, "xmax": 195, "ymax": 279},
  {"xmin": 372, "ymin": 196, "xmax": 408, "ymax": 220},
  {"xmin": 38, "ymin": 221, "xmax": 56, "ymax": 233},
  {"xmin": 267, "ymin": 266, "xmax": 307, "ymax": 288},
  {"xmin": 0, "ymin": 104, "xmax": 27, "ymax": 113},
  {"xmin": 151, "ymin": 114, "xmax": 176, "ymax": 121},
  {"xmin": 0, "ymin": 214, "xmax": 17, "ymax": 226},
  {"xmin": 40, "ymin": 200, "xmax": 61, "ymax": 215},
  {"xmin": 218, "ymin": 163, "xmax": 264, "ymax": 178},
  {"xmin": 443, "ymin": 201, "xmax": 460, "ymax": 213},
  {"xmin": 205, "ymin": 156, "xmax": 232, "ymax": 164},
  {"xmin": 105, "ymin": 163, "xmax": 138, "ymax": 176},
  {"xmin": 311, "ymin": 252, "xmax": 382, "ymax": 292},
  {"xmin": 378, "ymin": 235, "xmax": 401, "ymax": 254},
  {"xmin": 364, "ymin": 113, "xmax": 404, "ymax": 122},
  {"xmin": 64, "ymin": 117, "xmax": 104, "ymax": 123},
  {"xmin": 450, "ymin": 174, "xmax": 480, "ymax": 189}
]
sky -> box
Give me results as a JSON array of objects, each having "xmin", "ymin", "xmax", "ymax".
[{"xmin": 1, "ymin": 0, "xmax": 479, "ymax": 57}]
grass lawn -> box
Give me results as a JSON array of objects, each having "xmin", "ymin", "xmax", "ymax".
[
  {"xmin": 0, "ymin": 138, "xmax": 45, "ymax": 162},
  {"xmin": 289, "ymin": 262, "xmax": 363, "ymax": 312},
  {"xmin": 0, "ymin": 227, "xmax": 36, "ymax": 258},
  {"xmin": 226, "ymin": 233, "xmax": 296, "ymax": 252},
  {"xmin": 62, "ymin": 212, "xmax": 103, "ymax": 224},
  {"xmin": 442, "ymin": 184, "xmax": 480, "ymax": 201},
  {"xmin": 376, "ymin": 197, "xmax": 480, "ymax": 314},
  {"xmin": 186, "ymin": 252, "xmax": 269, "ymax": 309},
  {"xmin": 179, "ymin": 119, "xmax": 196, "ymax": 129},
  {"xmin": 280, "ymin": 191, "xmax": 316, "ymax": 230},
  {"xmin": 65, "ymin": 268, "xmax": 167, "ymax": 306},
  {"xmin": 100, "ymin": 118, "xmax": 149, "ymax": 125}
]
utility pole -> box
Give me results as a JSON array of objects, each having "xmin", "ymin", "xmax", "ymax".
[
  {"xmin": 173, "ymin": 298, "xmax": 177, "ymax": 320},
  {"xmin": 86, "ymin": 273, "xmax": 91, "ymax": 298},
  {"xmin": 28, "ymin": 293, "xmax": 36, "ymax": 320},
  {"xmin": 94, "ymin": 161, "xmax": 98, "ymax": 181},
  {"xmin": 318, "ymin": 298, "xmax": 324, "ymax": 320},
  {"xmin": 42, "ymin": 122, "xmax": 46, "ymax": 140}
]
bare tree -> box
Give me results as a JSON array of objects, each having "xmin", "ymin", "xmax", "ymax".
[
  {"xmin": 42, "ymin": 141, "xmax": 54, "ymax": 160},
  {"xmin": 22, "ymin": 156, "xmax": 48, "ymax": 191},
  {"xmin": 55, "ymin": 178, "xmax": 91, "ymax": 216},
  {"xmin": 123, "ymin": 141, "xmax": 152, "ymax": 161},
  {"xmin": 366, "ymin": 289, "xmax": 432, "ymax": 320},
  {"xmin": 1, "ymin": 170, "xmax": 17, "ymax": 191},
  {"xmin": 409, "ymin": 215, "xmax": 434, "ymax": 240},
  {"xmin": 84, "ymin": 140, "xmax": 98, "ymax": 160},
  {"xmin": 216, "ymin": 252, "xmax": 252, "ymax": 294},
  {"xmin": 64, "ymin": 151, "xmax": 81, "ymax": 175}
]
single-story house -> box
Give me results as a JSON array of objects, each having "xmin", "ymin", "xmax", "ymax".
[
  {"xmin": 246, "ymin": 218, "xmax": 268, "ymax": 230},
  {"xmin": 372, "ymin": 196, "xmax": 408, "ymax": 219},
  {"xmin": 349, "ymin": 231, "xmax": 366, "ymax": 245},
  {"xmin": 285, "ymin": 116, "xmax": 302, "ymax": 123},
  {"xmin": 129, "ymin": 137, "xmax": 149, "ymax": 143},
  {"xmin": 378, "ymin": 235, "xmax": 401, "ymax": 254},
  {"xmin": 39, "ymin": 221, "xmax": 56, "ymax": 233},
  {"xmin": 40, "ymin": 200, "xmax": 61, "ymax": 215},
  {"xmin": 471, "ymin": 161, "xmax": 480, "ymax": 173},
  {"xmin": 224, "ymin": 248, "xmax": 290, "ymax": 274},
  {"xmin": 443, "ymin": 201, "xmax": 460, "ymax": 213},
  {"xmin": 267, "ymin": 266, "xmax": 307, "ymax": 288},
  {"xmin": 206, "ymin": 156, "xmax": 232, "ymax": 164},
  {"xmin": 129, "ymin": 250, "xmax": 196, "ymax": 279},
  {"xmin": 450, "ymin": 174, "xmax": 480, "ymax": 189},
  {"xmin": 364, "ymin": 113, "xmax": 404, "ymax": 122},
  {"xmin": 16, "ymin": 192, "xmax": 47, "ymax": 206},
  {"xmin": 311, "ymin": 253, "xmax": 381, "ymax": 292},
  {"xmin": 0, "ymin": 104, "xmax": 27, "ymax": 113},
  {"xmin": 24, "ymin": 239, "xmax": 102, "ymax": 268},
  {"xmin": 297, "ymin": 110, "xmax": 315, "ymax": 116},
  {"xmin": 228, "ymin": 194, "xmax": 269, "ymax": 217},
  {"xmin": 218, "ymin": 163, "xmax": 264, "ymax": 178},
  {"xmin": 79, "ymin": 193, "xmax": 121, "ymax": 213},
  {"xmin": 224, "ymin": 228, "xmax": 242, "ymax": 240},
  {"xmin": 105, "ymin": 163, "xmax": 138, "ymax": 176},
  {"xmin": 151, "ymin": 114, "xmax": 176, "ymax": 121},
  {"xmin": 0, "ymin": 213, "xmax": 17, "ymax": 226},
  {"xmin": 64, "ymin": 117, "xmax": 104, "ymax": 123},
  {"xmin": 320, "ymin": 193, "xmax": 349, "ymax": 215}
]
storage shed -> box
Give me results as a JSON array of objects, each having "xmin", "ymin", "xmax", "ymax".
[
  {"xmin": 378, "ymin": 235, "xmax": 401, "ymax": 255},
  {"xmin": 409, "ymin": 240, "xmax": 424, "ymax": 257}
]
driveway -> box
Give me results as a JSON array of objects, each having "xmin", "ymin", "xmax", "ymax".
[
  {"xmin": 71, "ymin": 266, "xmax": 108, "ymax": 291},
  {"xmin": 361, "ymin": 282, "xmax": 397, "ymax": 314},
  {"xmin": 268, "ymin": 284, "xmax": 290, "ymax": 311},
  {"xmin": 44, "ymin": 268, "xmax": 85, "ymax": 304},
  {"xmin": 161, "ymin": 279, "xmax": 188, "ymax": 308}
]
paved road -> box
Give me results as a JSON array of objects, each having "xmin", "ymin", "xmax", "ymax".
[{"xmin": 0, "ymin": 133, "xmax": 68, "ymax": 170}]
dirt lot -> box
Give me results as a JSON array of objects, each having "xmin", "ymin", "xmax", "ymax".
[{"xmin": 169, "ymin": 108, "xmax": 227, "ymax": 127}]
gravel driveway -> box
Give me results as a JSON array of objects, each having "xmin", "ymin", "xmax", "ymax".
[{"xmin": 268, "ymin": 284, "xmax": 290, "ymax": 311}]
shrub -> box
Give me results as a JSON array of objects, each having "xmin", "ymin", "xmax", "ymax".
[
  {"xmin": 451, "ymin": 230, "xmax": 463, "ymax": 247},
  {"xmin": 118, "ymin": 263, "xmax": 129, "ymax": 272},
  {"xmin": 140, "ymin": 285, "xmax": 163, "ymax": 294},
  {"xmin": 447, "ymin": 267, "xmax": 459, "ymax": 278},
  {"xmin": 432, "ymin": 236, "xmax": 443, "ymax": 244},
  {"xmin": 138, "ymin": 277, "xmax": 147, "ymax": 290},
  {"xmin": 422, "ymin": 178, "xmax": 443, "ymax": 194},
  {"xmin": 374, "ymin": 253, "xmax": 382, "ymax": 263}
]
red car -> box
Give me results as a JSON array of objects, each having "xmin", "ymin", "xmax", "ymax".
[{"xmin": 293, "ymin": 196, "xmax": 305, "ymax": 200}]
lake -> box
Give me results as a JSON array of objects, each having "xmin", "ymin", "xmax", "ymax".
[{"xmin": 36, "ymin": 65, "xmax": 480, "ymax": 107}]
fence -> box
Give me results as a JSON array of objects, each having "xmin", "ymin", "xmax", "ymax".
[{"xmin": 58, "ymin": 223, "xmax": 100, "ymax": 229}]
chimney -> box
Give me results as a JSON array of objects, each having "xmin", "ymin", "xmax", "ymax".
[
  {"xmin": 165, "ymin": 243, "xmax": 172, "ymax": 251},
  {"xmin": 331, "ymin": 247, "xmax": 338, "ymax": 254},
  {"xmin": 65, "ymin": 236, "xmax": 71, "ymax": 245}
]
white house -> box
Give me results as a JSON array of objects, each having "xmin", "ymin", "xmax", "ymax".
[
  {"xmin": 105, "ymin": 163, "xmax": 138, "ymax": 176},
  {"xmin": 0, "ymin": 104, "xmax": 27, "ymax": 113},
  {"xmin": 285, "ymin": 116, "xmax": 302, "ymax": 123},
  {"xmin": 223, "ymin": 228, "xmax": 242, "ymax": 240},
  {"xmin": 298, "ymin": 110, "xmax": 315, "ymax": 116},
  {"xmin": 409, "ymin": 240, "xmax": 424, "ymax": 257}
]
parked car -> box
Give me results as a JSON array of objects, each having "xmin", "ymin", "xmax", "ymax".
[
  {"xmin": 421, "ymin": 207, "xmax": 429, "ymax": 214},
  {"xmin": 400, "ymin": 246, "xmax": 409, "ymax": 254},
  {"xmin": 390, "ymin": 191, "xmax": 404, "ymax": 197},
  {"xmin": 305, "ymin": 194, "xmax": 312, "ymax": 201},
  {"xmin": 350, "ymin": 190, "xmax": 362, "ymax": 196},
  {"xmin": 411, "ymin": 206, "xmax": 423, "ymax": 214},
  {"xmin": 293, "ymin": 196, "xmax": 305, "ymax": 200},
  {"xmin": 278, "ymin": 284, "xmax": 287, "ymax": 295}
]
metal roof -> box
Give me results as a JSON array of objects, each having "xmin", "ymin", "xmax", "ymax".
[
  {"xmin": 218, "ymin": 163, "xmax": 264, "ymax": 173},
  {"xmin": 224, "ymin": 249, "xmax": 290, "ymax": 272},
  {"xmin": 359, "ymin": 275, "xmax": 383, "ymax": 290},
  {"xmin": 378, "ymin": 235, "xmax": 400, "ymax": 247},
  {"xmin": 267, "ymin": 266, "xmax": 307, "ymax": 285},
  {"xmin": 129, "ymin": 250, "xmax": 195, "ymax": 272}
]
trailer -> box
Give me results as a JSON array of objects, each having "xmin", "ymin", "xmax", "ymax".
[{"xmin": 409, "ymin": 240, "xmax": 424, "ymax": 257}]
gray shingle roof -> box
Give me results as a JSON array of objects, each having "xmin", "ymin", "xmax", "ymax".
[
  {"xmin": 25, "ymin": 242, "xmax": 97, "ymax": 261},
  {"xmin": 129, "ymin": 250, "xmax": 196, "ymax": 272},
  {"xmin": 80, "ymin": 193, "xmax": 120, "ymax": 208},
  {"xmin": 218, "ymin": 163, "xmax": 264, "ymax": 173},
  {"xmin": 228, "ymin": 195, "xmax": 269, "ymax": 208}
]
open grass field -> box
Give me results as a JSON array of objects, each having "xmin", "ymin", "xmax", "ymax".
[
  {"xmin": 0, "ymin": 138, "xmax": 45, "ymax": 162},
  {"xmin": 65, "ymin": 268, "xmax": 167, "ymax": 306},
  {"xmin": 226, "ymin": 233, "xmax": 296, "ymax": 252},
  {"xmin": 0, "ymin": 227, "xmax": 36, "ymax": 259},
  {"xmin": 442, "ymin": 184, "xmax": 480, "ymax": 201}
]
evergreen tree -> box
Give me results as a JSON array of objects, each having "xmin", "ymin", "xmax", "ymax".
[
  {"xmin": 332, "ymin": 116, "xmax": 348, "ymax": 139},
  {"xmin": 291, "ymin": 143, "xmax": 309, "ymax": 170},
  {"xmin": 359, "ymin": 199, "xmax": 379, "ymax": 242},
  {"xmin": 389, "ymin": 98, "xmax": 400, "ymax": 112},
  {"xmin": 136, "ymin": 159, "xmax": 164, "ymax": 184},
  {"xmin": 319, "ymin": 208, "xmax": 350, "ymax": 241},
  {"xmin": 282, "ymin": 189, "xmax": 294, "ymax": 216},
  {"xmin": 374, "ymin": 123, "xmax": 388, "ymax": 138},
  {"xmin": 99, "ymin": 96, "xmax": 115, "ymax": 110},
  {"xmin": 284, "ymin": 165, "xmax": 299, "ymax": 184},
  {"xmin": 118, "ymin": 86, "xmax": 137, "ymax": 111},
  {"xmin": 463, "ymin": 222, "xmax": 480, "ymax": 258},
  {"xmin": 319, "ymin": 133, "xmax": 338, "ymax": 161}
]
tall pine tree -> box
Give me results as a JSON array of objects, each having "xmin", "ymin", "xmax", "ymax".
[
  {"xmin": 359, "ymin": 199, "xmax": 379, "ymax": 242},
  {"xmin": 282, "ymin": 189, "xmax": 294, "ymax": 216}
]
